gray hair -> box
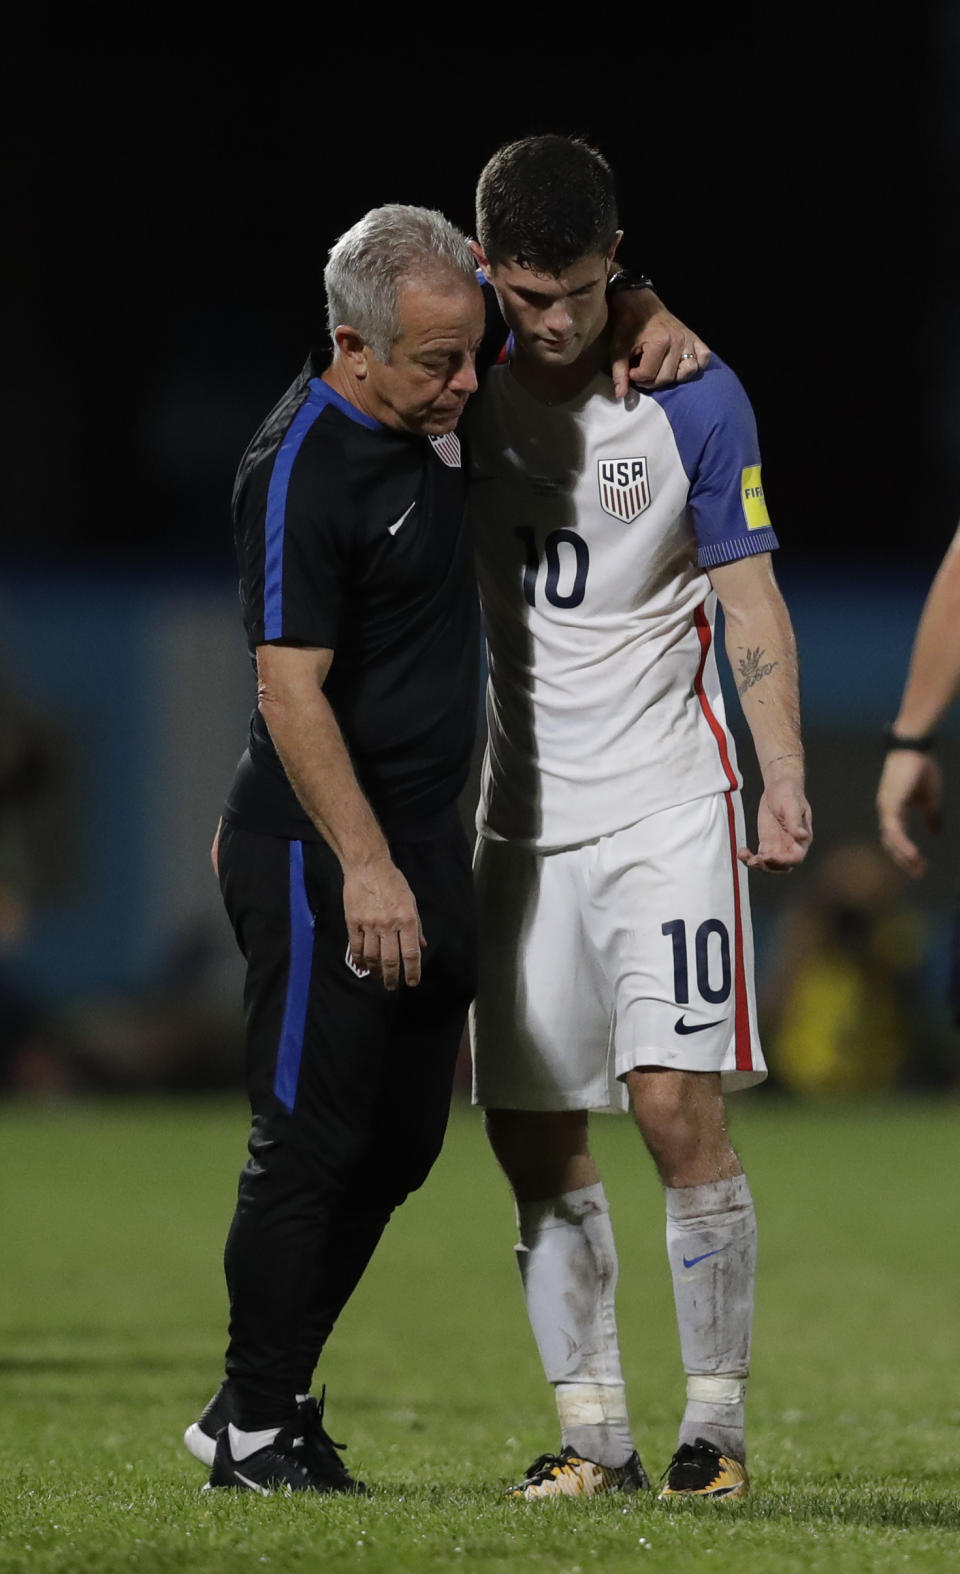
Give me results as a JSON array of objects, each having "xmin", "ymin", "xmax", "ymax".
[{"xmin": 324, "ymin": 204, "xmax": 477, "ymax": 363}]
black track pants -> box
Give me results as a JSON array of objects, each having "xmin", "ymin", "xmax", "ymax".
[{"xmin": 217, "ymin": 814, "xmax": 476, "ymax": 1429}]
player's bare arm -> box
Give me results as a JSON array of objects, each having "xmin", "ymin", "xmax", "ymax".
[
  {"xmin": 709, "ymin": 553, "xmax": 812, "ymax": 874},
  {"xmin": 876, "ymin": 522, "xmax": 960, "ymax": 877},
  {"xmin": 256, "ymin": 641, "xmax": 425, "ymax": 989},
  {"xmin": 607, "ymin": 287, "xmax": 710, "ymax": 398}
]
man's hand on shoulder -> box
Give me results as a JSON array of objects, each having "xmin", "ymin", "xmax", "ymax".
[
  {"xmin": 608, "ymin": 288, "xmax": 710, "ymax": 398},
  {"xmin": 343, "ymin": 856, "xmax": 426, "ymax": 990}
]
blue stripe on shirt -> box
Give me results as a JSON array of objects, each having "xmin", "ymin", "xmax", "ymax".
[
  {"xmin": 263, "ymin": 401, "xmax": 326, "ymax": 641},
  {"xmin": 263, "ymin": 380, "xmax": 383, "ymax": 641},
  {"xmin": 273, "ymin": 840, "xmax": 315, "ymax": 1114},
  {"xmin": 306, "ymin": 378, "xmax": 383, "ymax": 430}
]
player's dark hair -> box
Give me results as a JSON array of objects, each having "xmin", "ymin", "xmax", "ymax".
[{"xmin": 475, "ymin": 135, "xmax": 619, "ymax": 274}]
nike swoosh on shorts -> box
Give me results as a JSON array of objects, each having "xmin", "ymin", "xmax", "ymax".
[{"xmin": 674, "ymin": 1015, "xmax": 725, "ymax": 1035}]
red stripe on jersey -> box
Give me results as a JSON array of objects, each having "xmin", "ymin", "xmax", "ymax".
[
  {"xmin": 692, "ymin": 603, "xmax": 753, "ymax": 1073},
  {"xmin": 693, "ymin": 604, "xmax": 738, "ymax": 792}
]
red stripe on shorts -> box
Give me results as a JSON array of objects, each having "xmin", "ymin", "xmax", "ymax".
[{"xmin": 692, "ymin": 603, "xmax": 753, "ymax": 1073}]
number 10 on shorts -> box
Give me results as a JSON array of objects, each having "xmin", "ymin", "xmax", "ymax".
[{"xmin": 661, "ymin": 918, "xmax": 732, "ymax": 1005}]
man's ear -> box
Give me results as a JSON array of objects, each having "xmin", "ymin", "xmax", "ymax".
[
  {"xmin": 334, "ymin": 324, "xmax": 370, "ymax": 378},
  {"xmin": 606, "ymin": 230, "xmax": 625, "ymax": 275},
  {"xmin": 469, "ymin": 239, "xmax": 492, "ymax": 280}
]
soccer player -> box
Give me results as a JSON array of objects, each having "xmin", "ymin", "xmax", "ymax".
[
  {"xmin": 185, "ymin": 201, "xmax": 700, "ymax": 1495},
  {"xmin": 876, "ymin": 520, "xmax": 960, "ymax": 878},
  {"xmin": 466, "ymin": 136, "xmax": 812, "ymax": 1501}
]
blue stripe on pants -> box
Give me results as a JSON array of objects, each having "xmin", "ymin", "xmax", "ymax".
[{"xmin": 274, "ymin": 840, "xmax": 315, "ymax": 1113}]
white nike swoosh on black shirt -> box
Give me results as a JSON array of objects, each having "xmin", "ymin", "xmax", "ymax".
[{"xmin": 388, "ymin": 501, "xmax": 416, "ymax": 535}]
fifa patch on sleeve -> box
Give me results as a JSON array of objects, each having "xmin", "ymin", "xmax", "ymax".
[{"xmin": 740, "ymin": 466, "xmax": 771, "ymax": 531}]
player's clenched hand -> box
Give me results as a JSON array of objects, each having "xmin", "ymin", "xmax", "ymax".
[
  {"xmin": 608, "ymin": 291, "xmax": 710, "ymax": 399},
  {"xmin": 343, "ymin": 857, "xmax": 426, "ymax": 990},
  {"xmin": 876, "ymin": 750, "xmax": 942, "ymax": 879},
  {"xmin": 738, "ymin": 780, "xmax": 812, "ymax": 874}
]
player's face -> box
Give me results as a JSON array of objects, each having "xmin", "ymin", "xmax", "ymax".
[
  {"xmin": 476, "ymin": 244, "xmax": 619, "ymax": 368},
  {"xmin": 366, "ymin": 278, "xmax": 485, "ymax": 435}
]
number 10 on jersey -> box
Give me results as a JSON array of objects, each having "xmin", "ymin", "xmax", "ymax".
[{"xmin": 515, "ymin": 527, "xmax": 590, "ymax": 609}]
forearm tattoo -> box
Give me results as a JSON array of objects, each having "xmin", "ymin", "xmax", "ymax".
[{"xmin": 737, "ymin": 646, "xmax": 779, "ymax": 697}]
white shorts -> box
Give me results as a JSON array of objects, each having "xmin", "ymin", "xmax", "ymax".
[{"xmin": 470, "ymin": 792, "xmax": 765, "ymax": 1112}]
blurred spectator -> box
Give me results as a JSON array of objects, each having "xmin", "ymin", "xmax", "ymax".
[
  {"xmin": 760, "ymin": 843, "xmax": 952, "ymax": 1095},
  {"xmin": 61, "ymin": 914, "xmax": 243, "ymax": 1092},
  {"xmin": 0, "ymin": 660, "xmax": 248, "ymax": 1095},
  {"xmin": 0, "ymin": 679, "xmax": 77, "ymax": 1093}
]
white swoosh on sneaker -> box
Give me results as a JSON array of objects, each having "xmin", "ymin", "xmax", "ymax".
[
  {"xmin": 234, "ymin": 1470, "xmax": 271, "ymax": 1495},
  {"xmin": 388, "ymin": 501, "xmax": 416, "ymax": 535}
]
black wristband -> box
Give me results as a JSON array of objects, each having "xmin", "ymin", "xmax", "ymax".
[
  {"xmin": 607, "ymin": 268, "xmax": 655, "ymax": 295},
  {"xmin": 883, "ymin": 724, "xmax": 937, "ymax": 753}
]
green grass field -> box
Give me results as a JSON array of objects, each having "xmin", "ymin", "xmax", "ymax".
[{"xmin": 1, "ymin": 1093, "xmax": 959, "ymax": 1573}]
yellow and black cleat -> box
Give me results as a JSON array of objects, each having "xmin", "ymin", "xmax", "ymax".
[
  {"xmin": 508, "ymin": 1445, "xmax": 650, "ymax": 1500},
  {"xmin": 658, "ymin": 1437, "xmax": 748, "ymax": 1500}
]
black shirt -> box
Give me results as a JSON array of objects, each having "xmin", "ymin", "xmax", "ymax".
[{"xmin": 223, "ymin": 359, "xmax": 480, "ymax": 842}]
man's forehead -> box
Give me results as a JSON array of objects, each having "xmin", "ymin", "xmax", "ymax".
[
  {"xmin": 499, "ymin": 253, "xmax": 609, "ymax": 291},
  {"xmin": 395, "ymin": 274, "xmax": 484, "ymax": 341}
]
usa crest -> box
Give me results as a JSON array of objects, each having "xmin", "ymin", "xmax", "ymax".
[
  {"xmin": 597, "ymin": 457, "xmax": 650, "ymax": 523},
  {"xmin": 428, "ymin": 432, "xmax": 461, "ymax": 468}
]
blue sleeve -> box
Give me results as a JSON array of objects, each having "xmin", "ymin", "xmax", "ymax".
[
  {"xmin": 649, "ymin": 357, "xmax": 779, "ymax": 568},
  {"xmin": 236, "ymin": 409, "xmax": 349, "ymax": 649}
]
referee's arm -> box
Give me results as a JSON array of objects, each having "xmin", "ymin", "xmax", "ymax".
[
  {"xmin": 256, "ymin": 641, "xmax": 426, "ymax": 990},
  {"xmin": 876, "ymin": 521, "xmax": 960, "ymax": 877}
]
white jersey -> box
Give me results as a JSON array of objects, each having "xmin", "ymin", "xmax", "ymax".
[{"xmin": 466, "ymin": 354, "xmax": 778, "ymax": 850}]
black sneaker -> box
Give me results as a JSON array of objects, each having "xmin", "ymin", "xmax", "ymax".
[
  {"xmin": 204, "ymin": 1422, "xmax": 342, "ymax": 1495},
  {"xmin": 184, "ymin": 1382, "xmax": 238, "ymax": 1467},
  {"xmin": 508, "ymin": 1445, "xmax": 650, "ymax": 1499},
  {"xmin": 658, "ymin": 1437, "xmax": 748, "ymax": 1500},
  {"xmin": 299, "ymin": 1389, "xmax": 367, "ymax": 1495}
]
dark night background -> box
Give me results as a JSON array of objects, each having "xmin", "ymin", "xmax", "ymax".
[
  {"xmin": 6, "ymin": 21, "xmax": 959, "ymax": 577},
  {"xmin": 3, "ymin": 21, "xmax": 960, "ymax": 1091}
]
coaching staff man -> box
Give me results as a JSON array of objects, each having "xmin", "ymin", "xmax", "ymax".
[{"xmin": 189, "ymin": 206, "xmax": 487, "ymax": 1494}]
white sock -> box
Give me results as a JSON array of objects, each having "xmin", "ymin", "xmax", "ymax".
[
  {"xmin": 665, "ymin": 1174, "xmax": 756, "ymax": 1462},
  {"xmin": 227, "ymin": 1422, "xmax": 281, "ymax": 1460},
  {"xmin": 516, "ymin": 1183, "xmax": 634, "ymax": 1467}
]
